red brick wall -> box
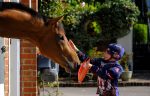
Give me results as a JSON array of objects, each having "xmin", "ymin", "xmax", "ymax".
[
  {"xmin": 20, "ymin": 40, "xmax": 37, "ymax": 96},
  {"xmin": 4, "ymin": 0, "xmax": 10, "ymax": 94},
  {"xmin": 4, "ymin": 38, "xmax": 9, "ymax": 96}
]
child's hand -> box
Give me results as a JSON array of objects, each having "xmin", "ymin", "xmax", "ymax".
[
  {"xmin": 83, "ymin": 58, "xmax": 92, "ymax": 69},
  {"xmin": 88, "ymin": 63, "xmax": 92, "ymax": 69},
  {"xmin": 69, "ymin": 39, "xmax": 79, "ymax": 52}
]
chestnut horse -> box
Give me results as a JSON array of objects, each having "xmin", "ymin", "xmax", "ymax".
[{"xmin": 0, "ymin": 2, "xmax": 80, "ymax": 72}]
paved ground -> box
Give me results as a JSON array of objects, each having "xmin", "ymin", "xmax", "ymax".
[
  {"xmin": 40, "ymin": 87, "xmax": 150, "ymax": 96},
  {"xmin": 39, "ymin": 71, "xmax": 150, "ymax": 96},
  {"xmin": 58, "ymin": 71, "xmax": 150, "ymax": 87},
  {"xmin": 119, "ymin": 87, "xmax": 150, "ymax": 96}
]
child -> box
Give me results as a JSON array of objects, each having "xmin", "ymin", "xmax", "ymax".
[{"xmin": 69, "ymin": 40, "xmax": 125, "ymax": 96}]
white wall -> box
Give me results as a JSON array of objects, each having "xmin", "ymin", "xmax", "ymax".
[
  {"xmin": 117, "ymin": 29, "xmax": 133, "ymax": 71},
  {"xmin": 117, "ymin": 30, "xmax": 133, "ymax": 54}
]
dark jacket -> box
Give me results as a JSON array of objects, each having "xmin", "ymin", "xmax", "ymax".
[{"xmin": 77, "ymin": 51, "xmax": 123, "ymax": 96}]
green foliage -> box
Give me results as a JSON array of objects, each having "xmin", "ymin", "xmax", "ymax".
[
  {"xmin": 62, "ymin": 2, "xmax": 101, "ymax": 51},
  {"xmin": 92, "ymin": 21, "xmax": 101, "ymax": 34},
  {"xmin": 39, "ymin": 0, "xmax": 64, "ymax": 17},
  {"xmin": 94, "ymin": 0, "xmax": 140, "ymax": 40},
  {"xmin": 119, "ymin": 53, "xmax": 130, "ymax": 71},
  {"xmin": 147, "ymin": 11, "xmax": 150, "ymax": 18},
  {"xmin": 87, "ymin": 47, "xmax": 103, "ymax": 58},
  {"xmin": 83, "ymin": 20, "xmax": 102, "ymax": 36},
  {"xmin": 133, "ymin": 23, "xmax": 148, "ymax": 44}
]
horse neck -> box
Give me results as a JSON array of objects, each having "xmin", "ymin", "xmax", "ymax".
[
  {"xmin": 0, "ymin": 18, "xmax": 46, "ymax": 45},
  {"xmin": 0, "ymin": 8, "xmax": 46, "ymax": 42},
  {"xmin": 0, "ymin": 10, "xmax": 55, "ymax": 47}
]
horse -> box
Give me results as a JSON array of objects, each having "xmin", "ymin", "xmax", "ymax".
[{"xmin": 0, "ymin": 2, "xmax": 80, "ymax": 72}]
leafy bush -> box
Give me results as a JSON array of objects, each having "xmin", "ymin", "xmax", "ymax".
[
  {"xmin": 93, "ymin": 0, "xmax": 140, "ymax": 40},
  {"xmin": 87, "ymin": 47, "xmax": 103, "ymax": 58},
  {"xmin": 39, "ymin": 0, "xmax": 64, "ymax": 17},
  {"xmin": 147, "ymin": 11, "xmax": 150, "ymax": 18},
  {"xmin": 62, "ymin": 2, "xmax": 101, "ymax": 51},
  {"xmin": 39, "ymin": 0, "xmax": 140, "ymax": 52},
  {"xmin": 133, "ymin": 23, "xmax": 148, "ymax": 44}
]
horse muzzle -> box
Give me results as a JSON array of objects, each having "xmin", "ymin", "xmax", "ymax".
[{"xmin": 63, "ymin": 55, "xmax": 79, "ymax": 73}]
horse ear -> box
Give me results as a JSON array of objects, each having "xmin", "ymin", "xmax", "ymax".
[
  {"xmin": 46, "ymin": 16, "xmax": 64, "ymax": 26},
  {"xmin": 55, "ymin": 16, "xmax": 64, "ymax": 22}
]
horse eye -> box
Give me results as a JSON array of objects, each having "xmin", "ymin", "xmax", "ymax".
[
  {"xmin": 56, "ymin": 35, "xmax": 64, "ymax": 41},
  {"xmin": 59, "ymin": 35, "xmax": 64, "ymax": 40}
]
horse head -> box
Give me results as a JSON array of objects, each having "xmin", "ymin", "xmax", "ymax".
[
  {"xmin": 37, "ymin": 17, "xmax": 80, "ymax": 72},
  {"xmin": 0, "ymin": 2, "xmax": 80, "ymax": 73}
]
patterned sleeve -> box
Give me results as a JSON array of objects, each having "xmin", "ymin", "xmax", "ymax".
[
  {"xmin": 90, "ymin": 65, "xmax": 103, "ymax": 77},
  {"xmin": 77, "ymin": 51, "xmax": 102, "ymax": 65},
  {"xmin": 106, "ymin": 65, "xmax": 124, "ymax": 79},
  {"xmin": 90, "ymin": 63, "xmax": 124, "ymax": 80},
  {"xmin": 89, "ymin": 58, "xmax": 103, "ymax": 77},
  {"xmin": 77, "ymin": 51, "xmax": 89, "ymax": 62}
]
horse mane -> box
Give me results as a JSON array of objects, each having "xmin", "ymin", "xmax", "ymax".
[{"xmin": 0, "ymin": 2, "xmax": 49, "ymax": 25}]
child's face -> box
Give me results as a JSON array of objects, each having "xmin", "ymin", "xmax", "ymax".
[{"xmin": 103, "ymin": 49, "xmax": 111, "ymax": 60}]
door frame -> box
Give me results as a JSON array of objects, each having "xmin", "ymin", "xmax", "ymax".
[{"xmin": 9, "ymin": 39, "xmax": 20, "ymax": 96}]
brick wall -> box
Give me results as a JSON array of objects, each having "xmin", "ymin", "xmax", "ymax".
[
  {"xmin": 4, "ymin": 38, "xmax": 9, "ymax": 96},
  {"xmin": 4, "ymin": 0, "xmax": 11, "ymax": 95},
  {"xmin": 20, "ymin": 40, "xmax": 37, "ymax": 96},
  {"xmin": 4, "ymin": 39, "xmax": 37, "ymax": 96}
]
